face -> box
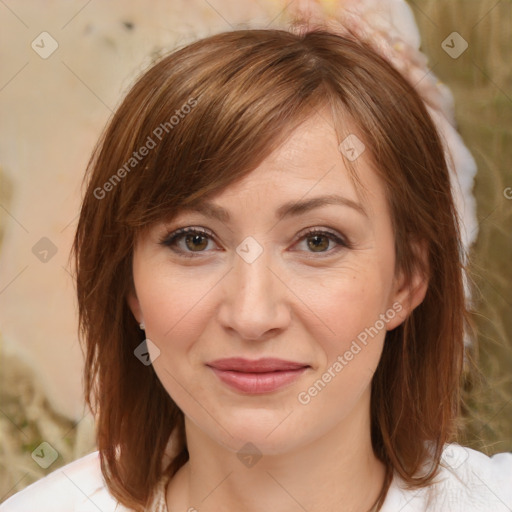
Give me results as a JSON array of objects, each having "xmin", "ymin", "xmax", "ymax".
[{"xmin": 128, "ymin": 110, "xmax": 426, "ymax": 456}]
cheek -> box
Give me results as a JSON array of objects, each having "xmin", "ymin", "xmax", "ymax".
[
  {"xmin": 295, "ymin": 257, "xmax": 393, "ymax": 404},
  {"xmin": 299, "ymin": 260, "xmax": 391, "ymax": 346},
  {"xmin": 133, "ymin": 263, "xmax": 218, "ymax": 415},
  {"xmin": 318, "ymin": 288, "xmax": 387, "ymax": 389},
  {"xmin": 136, "ymin": 262, "xmax": 218, "ymax": 347},
  {"xmin": 295, "ymin": 272, "xmax": 389, "ymax": 416}
]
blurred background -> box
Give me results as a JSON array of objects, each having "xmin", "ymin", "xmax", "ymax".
[{"xmin": 0, "ymin": 0, "xmax": 511, "ymax": 501}]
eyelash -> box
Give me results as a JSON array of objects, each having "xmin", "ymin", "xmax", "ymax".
[{"xmin": 158, "ymin": 226, "xmax": 351, "ymax": 259}]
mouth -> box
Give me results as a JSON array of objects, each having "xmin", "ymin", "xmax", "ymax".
[{"xmin": 206, "ymin": 357, "xmax": 310, "ymax": 394}]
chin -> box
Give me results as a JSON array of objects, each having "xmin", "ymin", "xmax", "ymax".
[{"xmin": 205, "ymin": 408, "xmax": 310, "ymax": 456}]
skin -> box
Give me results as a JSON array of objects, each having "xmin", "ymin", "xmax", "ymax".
[{"xmin": 128, "ymin": 108, "xmax": 428, "ymax": 512}]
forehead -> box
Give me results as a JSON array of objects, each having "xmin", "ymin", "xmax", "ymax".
[
  {"xmin": 202, "ymin": 110, "xmax": 379, "ymax": 218},
  {"xmin": 142, "ymin": 108, "xmax": 387, "ymax": 239},
  {"xmin": 133, "ymin": 111, "xmax": 395, "ymax": 257}
]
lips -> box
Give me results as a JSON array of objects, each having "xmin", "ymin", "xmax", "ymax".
[
  {"xmin": 207, "ymin": 357, "xmax": 308, "ymax": 372},
  {"xmin": 206, "ymin": 357, "xmax": 310, "ymax": 393}
]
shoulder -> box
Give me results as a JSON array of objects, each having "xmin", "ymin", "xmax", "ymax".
[
  {"xmin": 381, "ymin": 443, "xmax": 512, "ymax": 512},
  {"xmin": 0, "ymin": 451, "xmax": 131, "ymax": 512}
]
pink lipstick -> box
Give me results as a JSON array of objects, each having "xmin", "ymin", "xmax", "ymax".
[{"xmin": 206, "ymin": 357, "xmax": 309, "ymax": 394}]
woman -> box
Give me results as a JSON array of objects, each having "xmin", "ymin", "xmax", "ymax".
[{"xmin": 2, "ymin": 9, "xmax": 511, "ymax": 512}]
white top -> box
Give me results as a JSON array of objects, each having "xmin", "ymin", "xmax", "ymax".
[{"xmin": 1, "ymin": 444, "xmax": 511, "ymax": 511}]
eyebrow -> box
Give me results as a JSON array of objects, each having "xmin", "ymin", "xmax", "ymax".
[{"xmin": 181, "ymin": 194, "xmax": 368, "ymax": 222}]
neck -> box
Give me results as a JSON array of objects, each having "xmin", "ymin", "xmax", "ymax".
[{"xmin": 166, "ymin": 389, "xmax": 387, "ymax": 512}]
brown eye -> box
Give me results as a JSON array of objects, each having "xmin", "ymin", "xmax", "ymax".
[
  {"xmin": 293, "ymin": 228, "xmax": 350, "ymax": 256},
  {"xmin": 159, "ymin": 227, "xmax": 217, "ymax": 257},
  {"xmin": 306, "ymin": 234, "xmax": 331, "ymax": 252},
  {"xmin": 184, "ymin": 233, "xmax": 209, "ymax": 251}
]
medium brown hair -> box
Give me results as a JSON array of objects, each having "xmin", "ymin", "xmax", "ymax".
[{"xmin": 72, "ymin": 27, "xmax": 470, "ymax": 510}]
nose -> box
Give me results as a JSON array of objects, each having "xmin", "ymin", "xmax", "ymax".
[{"xmin": 217, "ymin": 245, "xmax": 291, "ymax": 341}]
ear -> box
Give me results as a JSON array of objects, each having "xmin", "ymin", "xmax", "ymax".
[
  {"xmin": 127, "ymin": 287, "xmax": 143, "ymax": 325},
  {"xmin": 385, "ymin": 239, "xmax": 429, "ymax": 331}
]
